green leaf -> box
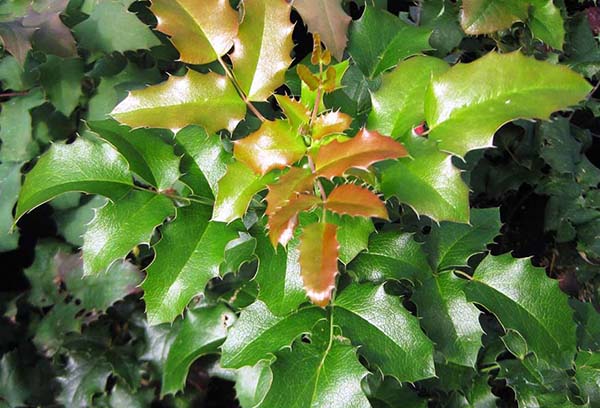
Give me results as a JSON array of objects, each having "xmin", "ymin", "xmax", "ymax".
[
  {"xmin": 213, "ymin": 161, "xmax": 275, "ymax": 223},
  {"xmin": 260, "ymin": 330, "xmax": 370, "ymax": 408},
  {"xmin": 460, "ymin": 0, "xmax": 528, "ymax": 35},
  {"xmin": 72, "ymin": 1, "xmax": 160, "ymax": 57},
  {"xmin": 112, "ymin": 70, "xmax": 245, "ymax": 134},
  {"xmin": 425, "ymin": 51, "xmax": 592, "ymax": 157},
  {"xmin": 529, "ymin": 0, "xmax": 565, "ymax": 50},
  {"xmin": 176, "ymin": 126, "xmax": 230, "ymax": 198},
  {"xmin": 565, "ymin": 13, "xmax": 600, "ymax": 78},
  {"xmin": 220, "ymin": 301, "xmax": 325, "ymax": 368},
  {"xmin": 348, "ymin": 231, "xmax": 431, "ymax": 283},
  {"xmin": 420, "ymin": 0, "xmax": 463, "ymax": 56},
  {"xmin": 0, "ymin": 162, "xmax": 21, "ymax": 251},
  {"xmin": 334, "ymin": 283, "xmax": 435, "ymax": 382},
  {"xmin": 142, "ymin": 203, "xmax": 238, "ymax": 324},
  {"xmin": 55, "ymin": 196, "xmax": 107, "ymax": 247},
  {"xmin": 38, "ymin": 56, "xmax": 83, "ymax": 116},
  {"xmin": 0, "ymin": 21, "xmax": 35, "ymax": 65},
  {"xmin": 0, "ymin": 351, "xmax": 29, "ymax": 407},
  {"xmin": 33, "ymin": 302, "xmax": 82, "ymax": 354},
  {"xmin": 367, "ymin": 56, "xmax": 449, "ymax": 138},
  {"xmin": 347, "ymin": 7, "xmax": 432, "ymax": 78},
  {"xmin": 162, "ymin": 305, "xmax": 236, "ymax": 396},
  {"xmin": 330, "ymin": 213, "xmax": 374, "ymax": 264},
  {"xmin": 150, "ymin": 0, "xmax": 239, "ymax": 65},
  {"xmin": 82, "ymin": 189, "xmax": 175, "ymax": 275},
  {"xmin": 571, "ymin": 299, "xmax": 600, "ymax": 352},
  {"xmin": 575, "ymin": 351, "xmax": 600, "ymax": 404},
  {"xmin": 424, "ymin": 207, "xmax": 501, "ymax": 272},
  {"xmin": 57, "ymin": 355, "xmax": 112, "ymax": 408},
  {"xmin": 231, "ymin": 0, "xmax": 293, "ymax": 101},
  {"xmin": 465, "ymin": 254, "xmax": 577, "ymax": 368},
  {"xmin": 412, "ymin": 272, "xmax": 483, "ymax": 367},
  {"xmin": 379, "ymin": 136, "xmax": 470, "ymax": 223},
  {"xmin": 88, "ymin": 120, "xmax": 180, "ymax": 191},
  {"xmin": 0, "ymin": 87, "xmax": 44, "ymax": 162},
  {"xmin": 23, "ymin": 240, "xmax": 68, "ymax": 307},
  {"xmin": 16, "ymin": 137, "xmax": 133, "ymax": 221},
  {"xmin": 0, "ymin": 55, "xmax": 28, "ymax": 91},
  {"xmin": 235, "ymin": 361, "xmax": 272, "ymax": 408}
]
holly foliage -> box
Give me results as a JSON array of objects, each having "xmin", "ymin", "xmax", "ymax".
[{"xmin": 2, "ymin": 0, "xmax": 600, "ymax": 406}]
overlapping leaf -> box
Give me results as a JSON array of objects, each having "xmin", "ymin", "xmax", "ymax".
[
  {"xmin": 267, "ymin": 194, "xmax": 321, "ymax": 247},
  {"xmin": 325, "ymin": 184, "xmax": 388, "ymax": 219}
]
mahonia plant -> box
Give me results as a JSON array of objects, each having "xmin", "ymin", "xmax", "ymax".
[{"xmin": 9, "ymin": 0, "xmax": 600, "ymax": 405}]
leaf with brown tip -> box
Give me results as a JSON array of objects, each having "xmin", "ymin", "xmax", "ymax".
[
  {"xmin": 151, "ymin": 0, "xmax": 239, "ymax": 64},
  {"xmin": 233, "ymin": 120, "xmax": 307, "ymax": 175},
  {"xmin": 232, "ymin": 0, "xmax": 294, "ymax": 101},
  {"xmin": 325, "ymin": 184, "xmax": 388, "ymax": 219},
  {"xmin": 299, "ymin": 222, "xmax": 339, "ymax": 307},
  {"xmin": 314, "ymin": 128, "xmax": 408, "ymax": 179},
  {"xmin": 312, "ymin": 111, "xmax": 352, "ymax": 140},
  {"xmin": 268, "ymin": 194, "xmax": 321, "ymax": 247},
  {"xmin": 265, "ymin": 167, "xmax": 315, "ymax": 216}
]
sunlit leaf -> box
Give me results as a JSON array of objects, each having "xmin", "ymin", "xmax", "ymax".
[
  {"xmin": 325, "ymin": 184, "xmax": 388, "ymax": 219},
  {"xmin": 268, "ymin": 194, "xmax": 321, "ymax": 247}
]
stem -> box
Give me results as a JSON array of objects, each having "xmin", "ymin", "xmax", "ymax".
[
  {"xmin": 132, "ymin": 185, "xmax": 214, "ymax": 206},
  {"xmin": 216, "ymin": 55, "xmax": 266, "ymax": 122},
  {"xmin": 307, "ymin": 156, "xmax": 327, "ymax": 203},
  {"xmin": 453, "ymin": 270, "xmax": 473, "ymax": 281},
  {"xmin": 0, "ymin": 90, "xmax": 29, "ymax": 98}
]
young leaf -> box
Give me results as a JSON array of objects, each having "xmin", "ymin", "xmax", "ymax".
[
  {"xmin": 161, "ymin": 305, "xmax": 236, "ymax": 396},
  {"xmin": 379, "ymin": 136, "xmax": 470, "ymax": 223},
  {"xmin": 299, "ymin": 222, "xmax": 339, "ymax": 307},
  {"xmin": 220, "ymin": 301, "xmax": 325, "ymax": 368},
  {"xmin": 88, "ymin": 120, "xmax": 180, "ymax": 191},
  {"xmin": 267, "ymin": 194, "xmax": 321, "ymax": 247},
  {"xmin": 231, "ymin": 0, "xmax": 293, "ymax": 101},
  {"xmin": 82, "ymin": 190, "xmax": 175, "ymax": 275},
  {"xmin": 112, "ymin": 70, "xmax": 245, "ymax": 134},
  {"xmin": 265, "ymin": 166, "xmax": 315, "ymax": 216},
  {"xmin": 274, "ymin": 94, "xmax": 310, "ymax": 131},
  {"xmin": 142, "ymin": 203, "xmax": 238, "ymax": 324},
  {"xmin": 412, "ymin": 272, "xmax": 483, "ymax": 367},
  {"xmin": 16, "ymin": 137, "xmax": 133, "ymax": 221},
  {"xmin": 311, "ymin": 111, "xmax": 352, "ymax": 140},
  {"xmin": 213, "ymin": 161, "xmax": 276, "ymax": 223},
  {"xmin": 460, "ymin": 0, "xmax": 528, "ymax": 35},
  {"xmin": 0, "ymin": 22, "xmax": 36, "ymax": 65},
  {"xmin": 347, "ymin": 7, "xmax": 432, "ymax": 78},
  {"xmin": 260, "ymin": 335, "xmax": 370, "ymax": 408},
  {"xmin": 314, "ymin": 128, "xmax": 408, "ymax": 179},
  {"xmin": 348, "ymin": 231, "xmax": 431, "ymax": 283},
  {"xmin": 325, "ymin": 184, "xmax": 388, "ymax": 219},
  {"xmin": 465, "ymin": 254, "xmax": 577, "ymax": 368},
  {"xmin": 334, "ymin": 283, "xmax": 436, "ymax": 382},
  {"xmin": 151, "ymin": 0, "xmax": 239, "ymax": 65},
  {"xmin": 425, "ymin": 51, "xmax": 592, "ymax": 157},
  {"xmin": 293, "ymin": 0, "xmax": 352, "ymax": 61},
  {"xmin": 368, "ymin": 56, "xmax": 449, "ymax": 138},
  {"xmin": 233, "ymin": 120, "xmax": 306, "ymax": 175}
]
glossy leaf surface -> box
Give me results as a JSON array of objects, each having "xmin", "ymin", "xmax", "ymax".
[
  {"xmin": 325, "ymin": 184, "xmax": 388, "ymax": 219},
  {"xmin": 265, "ymin": 167, "xmax": 314, "ymax": 216},
  {"xmin": 311, "ymin": 111, "xmax": 352, "ymax": 140},
  {"xmin": 267, "ymin": 194, "xmax": 321, "ymax": 247}
]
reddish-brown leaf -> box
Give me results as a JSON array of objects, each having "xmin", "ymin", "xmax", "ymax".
[
  {"xmin": 233, "ymin": 120, "xmax": 307, "ymax": 175},
  {"xmin": 314, "ymin": 128, "xmax": 408, "ymax": 179},
  {"xmin": 267, "ymin": 194, "xmax": 321, "ymax": 247},
  {"xmin": 265, "ymin": 167, "xmax": 315, "ymax": 216},
  {"xmin": 299, "ymin": 222, "xmax": 339, "ymax": 307},
  {"xmin": 325, "ymin": 184, "xmax": 388, "ymax": 219},
  {"xmin": 312, "ymin": 111, "xmax": 352, "ymax": 140}
]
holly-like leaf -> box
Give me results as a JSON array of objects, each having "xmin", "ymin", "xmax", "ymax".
[
  {"xmin": 574, "ymin": 351, "xmax": 600, "ymax": 404},
  {"xmin": 254, "ymin": 228, "xmax": 308, "ymax": 315},
  {"xmin": 213, "ymin": 161, "xmax": 276, "ymax": 223},
  {"xmin": 460, "ymin": 0, "xmax": 528, "ymax": 35},
  {"xmin": 234, "ymin": 120, "xmax": 306, "ymax": 175},
  {"xmin": 325, "ymin": 184, "xmax": 388, "ymax": 219},
  {"xmin": 367, "ymin": 56, "xmax": 449, "ymax": 138},
  {"xmin": 412, "ymin": 272, "xmax": 483, "ymax": 367},
  {"xmin": 268, "ymin": 194, "xmax": 321, "ymax": 247},
  {"xmin": 24, "ymin": 0, "xmax": 77, "ymax": 58},
  {"xmin": 293, "ymin": 0, "xmax": 351, "ymax": 61},
  {"xmin": 16, "ymin": 137, "xmax": 133, "ymax": 221},
  {"xmin": 349, "ymin": 231, "xmax": 431, "ymax": 283},
  {"xmin": 299, "ymin": 222, "xmax": 339, "ymax": 307},
  {"xmin": 112, "ymin": 70, "xmax": 245, "ymax": 134},
  {"xmin": 142, "ymin": 203, "xmax": 238, "ymax": 324},
  {"xmin": 274, "ymin": 94, "xmax": 310, "ymax": 131},
  {"xmin": 0, "ymin": 351, "xmax": 29, "ymax": 407},
  {"xmin": 260, "ymin": 331, "xmax": 370, "ymax": 408},
  {"xmin": 334, "ymin": 283, "xmax": 436, "ymax": 382},
  {"xmin": 311, "ymin": 111, "xmax": 352, "ymax": 140},
  {"xmin": 424, "ymin": 207, "xmax": 501, "ymax": 271},
  {"xmin": 0, "ymin": 162, "xmax": 21, "ymax": 251},
  {"xmin": 55, "ymin": 196, "xmax": 106, "ymax": 247},
  {"xmin": 465, "ymin": 254, "xmax": 577, "ymax": 368},
  {"xmin": 571, "ymin": 299, "xmax": 600, "ymax": 351},
  {"xmin": 235, "ymin": 361, "xmax": 272, "ymax": 408},
  {"xmin": 57, "ymin": 355, "xmax": 112, "ymax": 408},
  {"xmin": 425, "ymin": 51, "xmax": 592, "ymax": 157},
  {"xmin": 0, "ymin": 21, "xmax": 35, "ymax": 64},
  {"xmin": 379, "ymin": 136, "xmax": 470, "ymax": 223},
  {"xmin": 529, "ymin": 0, "xmax": 565, "ymax": 50},
  {"xmin": 162, "ymin": 305, "xmax": 236, "ymax": 396},
  {"xmin": 232, "ymin": 0, "xmax": 293, "ymax": 101},
  {"xmin": 72, "ymin": 1, "xmax": 160, "ymax": 57},
  {"xmin": 220, "ymin": 301, "xmax": 325, "ymax": 368},
  {"xmin": 33, "ymin": 302, "xmax": 82, "ymax": 354},
  {"xmin": 38, "ymin": 56, "xmax": 83, "ymax": 116},
  {"xmin": 265, "ymin": 166, "xmax": 314, "ymax": 216},
  {"xmin": 314, "ymin": 128, "xmax": 408, "ymax": 179},
  {"xmin": 82, "ymin": 189, "xmax": 175, "ymax": 275},
  {"xmin": 347, "ymin": 7, "xmax": 432, "ymax": 78},
  {"xmin": 151, "ymin": 0, "xmax": 238, "ymax": 65},
  {"xmin": 330, "ymin": 214, "xmax": 374, "ymax": 264}
]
